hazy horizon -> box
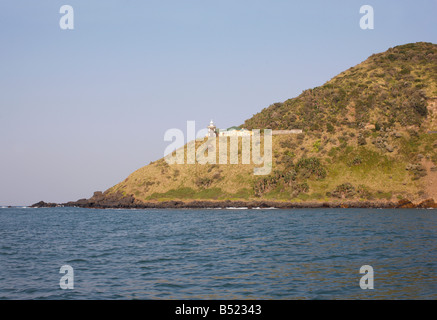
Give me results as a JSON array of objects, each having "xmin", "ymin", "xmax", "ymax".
[{"xmin": 1, "ymin": 1, "xmax": 436, "ymax": 206}]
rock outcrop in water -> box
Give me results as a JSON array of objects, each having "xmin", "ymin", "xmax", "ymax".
[
  {"xmin": 63, "ymin": 191, "xmax": 137, "ymax": 208},
  {"xmin": 30, "ymin": 201, "xmax": 58, "ymax": 208}
]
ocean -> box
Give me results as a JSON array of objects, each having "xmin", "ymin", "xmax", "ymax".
[{"xmin": 0, "ymin": 207, "xmax": 436, "ymax": 299}]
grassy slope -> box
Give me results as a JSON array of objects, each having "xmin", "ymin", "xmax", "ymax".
[{"xmin": 105, "ymin": 42, "xmax": 437, "ymax": 204}]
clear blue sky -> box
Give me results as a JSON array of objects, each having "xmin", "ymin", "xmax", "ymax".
[{"xmin": 0, "ymin": 1, "xmax": 436, "ymax": 205}]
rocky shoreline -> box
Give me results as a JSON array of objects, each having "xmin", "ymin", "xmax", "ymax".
[{"xmin": 30, "ymin": 191, "xmax": 437, "ymax": 209}]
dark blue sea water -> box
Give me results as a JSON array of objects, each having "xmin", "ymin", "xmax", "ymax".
[{"xmin": 0, "ymin": 207, "xmax": 436, "ymax": 299}]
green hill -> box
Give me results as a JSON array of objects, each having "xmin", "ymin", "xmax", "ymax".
[
  {"xmin": 244, "ymin": 42, "xmax": 437, "ymax": 131},
  {"xmin": 65, "ymin": 42, "xmax": 437, "ymax": 208}
]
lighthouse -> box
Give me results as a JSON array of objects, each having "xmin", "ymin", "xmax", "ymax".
[{"xmin": 207, "ymin": 120, "xmax": 217, "ymax": 137}]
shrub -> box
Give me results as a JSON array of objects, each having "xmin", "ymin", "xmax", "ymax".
[
  {"xmin": 357, "ymin": 135, "xmax": 367, "ymax": 146},
  {"xmin": 374, "ymin": 122, "xmax": 381, "ymax": 131},
  {"xmin": 297, "ymin": 182, "xmax": 309, "ymax": 193},
  {"xmin": 195, "ymin": 177, "xmax": 213, "ymax": 189},
  {"xmin": 348, "ymin": 156, "xmax": 362, "ymax": 166},
  {"xmin": 295, "ymin": 157, "xmax": 327, "ymax": 179},
  {"xmin": 253, "ymin": 169, "xmax": 298, "ymax": 196},
  {"xmin": 281, "ymin": 151, "xmax": 295, "ymax": 168},
  {"xmin": 331, "ymin": 183, "xmax": 356, "ymax": 199},
  {"xmin": 312, "ymin": 140, "xmax": 321, "ymax": 152},
  {"xmin": 357, "ymin": 185, "xmax": 373, "ymax": 199}
]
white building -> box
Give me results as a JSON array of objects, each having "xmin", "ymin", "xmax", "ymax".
[
  {"xmin": 206, "ymin": 120, "xmax": 302, "ymax": 137},
  {"xmin": 206, "ymin": 121, "xmax": 252, "ymax": 137},
  {"xmin": 218, "ymin": 127, "xmax": 252, "ymax": 137}
]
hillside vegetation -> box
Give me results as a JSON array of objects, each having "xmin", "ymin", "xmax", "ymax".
[
  {"xmin": 244, "ymin": 42, "xmax": 437, "ymax": 131},
  {"xmin": 93, "ymin": 42, "xmax": 437, "ymax": 206}
]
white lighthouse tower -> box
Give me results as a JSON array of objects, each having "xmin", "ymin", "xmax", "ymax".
[{"xmin": 207, "ymin": 120, "xmax": 217, "ymax": 137}]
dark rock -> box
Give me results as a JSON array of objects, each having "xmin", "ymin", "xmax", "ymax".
[
  {"xmin": 35, "ymin": 191, "xmax": 418, "ymax": 210},
  {"xmin": 417, "ymin": 199, "xmax": 437, "ymax": 208},
  {"xmin": 61, "ymin": 191, "xmax": 138, "ymax": 209},
  {"xmin": 30, "ymin": 201, "xmax": 57, "ymax": 208},
  {"xmin": 396, "ymin": 199, "xmax": 416, "ymax": 208},
  {"xmin": 93, "ymin": 191, "xmax": 103, "ymax": 198}
]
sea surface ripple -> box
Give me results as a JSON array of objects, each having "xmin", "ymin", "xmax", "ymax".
[{"xmin": 0, "ymin": 207, "xmax": 436, "ymax": 299}]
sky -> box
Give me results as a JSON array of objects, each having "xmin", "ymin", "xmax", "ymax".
[{"xmin": 0, "ymin": 0, "xmax": 436, "ymax": 206}]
